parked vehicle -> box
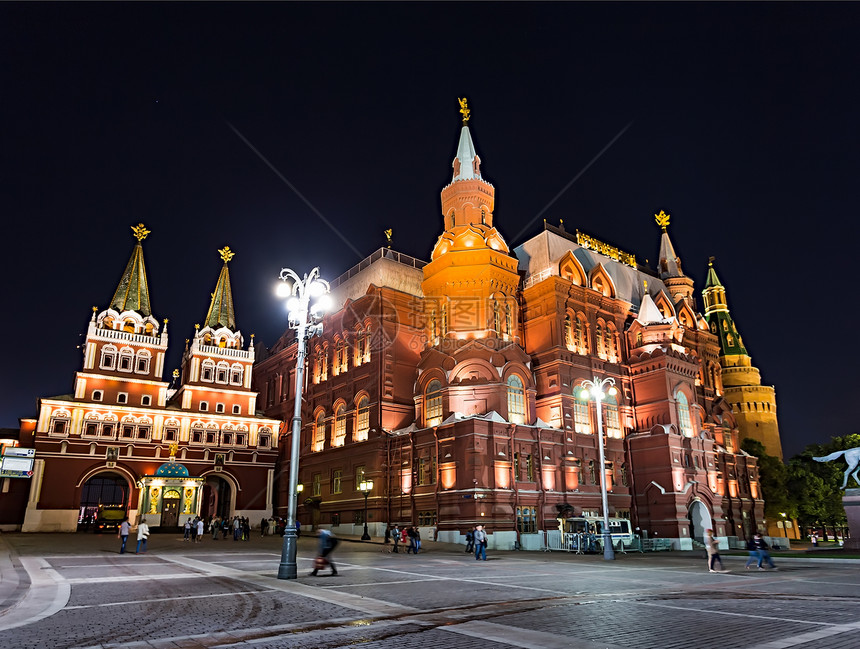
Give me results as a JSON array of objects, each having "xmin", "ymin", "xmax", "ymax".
[
  {"xmin": 560, "ymin": 516, "xmax": 635, "ymax": 546},
  {"xmin": 95, "ymin": 506, "xmax": 126, "ymax": 532}
]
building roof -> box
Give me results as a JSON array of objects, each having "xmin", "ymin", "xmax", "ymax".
[{"xmin": 153, "ymin": 461, "xmax": 189, "ymax": 477}]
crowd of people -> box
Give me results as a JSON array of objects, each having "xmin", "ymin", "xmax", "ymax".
[{"xmin": 383, "ymin": 524, "xmax": 423, "ymax": 554}]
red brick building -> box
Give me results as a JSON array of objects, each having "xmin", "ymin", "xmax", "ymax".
[
  {"xmin": 254, "ymin": 111, "xmax": 769, "ymax": 550},
  {"xmin": 19, "ymin": 228, "xmax": 281, "ymax": 532}
]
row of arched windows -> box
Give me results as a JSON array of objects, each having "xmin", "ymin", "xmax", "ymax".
[
  {"xmin": 100, "ymin": 345, "xmax": 150, "ymax": 374},
  {"xmin": 200, "ymin": 359, "xmax": 244, "ymax": 386},
  {"xmin": 562, "ymin": 313, "xmax": 619, "ymax": 362},
  {"xmin": 313, "ymin": 396, "xmax": 371, "ymax": 452},
  {"xmin": 423, "ymin": 374, "xmax": 527, "ymax": 426},
  {"xmin": 313, "ymin": 326, "xmax": 371, "ymax": 384},
  {"xmin": 573, "ymin": 392, "xmax": 623, "ymax": 437}
]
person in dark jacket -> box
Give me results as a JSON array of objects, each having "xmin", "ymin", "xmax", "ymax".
[
  {"xmin": 753, "ymin": 534, "xmax": 777, "ymax": 570},
  {"xmin": 310, "ymin": 529, "xmax": 338, "ymax": 576}
]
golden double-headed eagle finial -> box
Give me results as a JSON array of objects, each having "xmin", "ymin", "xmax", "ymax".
[
  {"xmin": 458, "ymin": 97, "xmax": 471, "ymax": 124},
  {"xmin": 384, "ymin": 229, "xmax": 393, "ymax": 248},
  {"xmin": 654, "ymin": 210, "xmax": 670, "ymax": 231},
  {"xmin": 218, "ymin": 246, "xmax": 235, "ymax": 263},
  {"xmin": 169, "ymin": 443, "xmax": 179, "ymax": 457},
  {"xmin": 131, "ymin": 223, "xmax": 151, "ymax": 241}
]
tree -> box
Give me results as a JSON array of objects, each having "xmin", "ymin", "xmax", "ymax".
[{"xmin": 741, "ymin": 438, "xmax": 795, "ymax": 520}]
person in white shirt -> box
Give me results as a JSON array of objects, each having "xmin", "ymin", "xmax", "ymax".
[
  {"xmin": 196, "ymin": 518, "xmax": 204, "ymax": 542},
  {"xmin": 136, "ymin": 518, "xmax": 150, "ymax": 554}
]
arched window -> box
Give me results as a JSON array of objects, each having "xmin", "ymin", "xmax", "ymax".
[
  {"xmin": 563, "ymin": 313, "xmax": 573, "ymax": 350},
  {"xmin": 595, "ymin": 323, "xmax": 605, "ymax": 359},
  {"xmin": 100, "ymin": 345, "xmax": 117, "ymax": 370},
  {"xmin": 606, "ymin": 323, "xmax": 618, "ymax": 362},
  {"xmin": 313, "ymin": 411, "xmax": 326, "ymax": 452},
  {"xmin": 575, "ymin": 315, "xmax": 587, "ymax": 354},
  {"xmin": 440, "ymin": 304, "xmax": 448, "ymax": 336},
  {"xmin": 574, "ymin": 391, "xmax": 591, "ymax": 434},
  {"xmin": 123, "ymin": 319, "xmax": 136, "ymax": 333},
  {"xmin": 201, "ymin": 360, "xmax": 215, "ymax": 383},
  {"xmin": 354, "ymin": 397, "xmax": 370, "ymax": 442},
  {"xmin": 118, "ymin": 347, "xmax": 134, "ymax": 372},
  {"xmin": 603, "ymin": 393, "xmax": 622, "ymax": 438},
  {"xmin": 493, "ymin": 301, "xmax": 501, "ymax": 333},
  {"xmin": 588, "ymin": 460, "xmax": 597, "ymax": 485},
  {"xmin": 230, "ymin": 364, "xmax": 244, "ymax": 386},
  {"xmin": 507, "ymin": 375, "xmax": 526, "ymax": 424},
  {"xmin": 135, "ymin": 350, "xmax": 151, "ymax": 374},
  {"xmin": 354, "ymin": 328, "xmax": 368, "ymax": 366},
  {"xmin": 428, "ymin": 308, "xmax": 437, "ymax": 341},
  {"xmin": 676, "ymin": 391, "xmax": 694, "ymax": 437},
  {"xmin": 333, "ymin": 404, "xmax": 346, "ymax": 447},
  {"xmin": 216, "ymin": 362, "xmax": 229, "ymax": 384},
  {"xmin": 505, "ymin": 303, "xmax": 513, "ymax": 335},
  {"xmin": 334, "ymin": 339, "xmax": 347, "ymax": 375},
  {"xmin": 425, "ymin": 379, "xmax": 443, "ymax": 425}
]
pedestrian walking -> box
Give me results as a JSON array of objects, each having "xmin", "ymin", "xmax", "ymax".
[
  {"xmin": 406, "ymin": 526, "xmax": 416, "ymax": 554},
  {"xmin": 474, "ymin": 525, "xmax": 488, "ymax": 561},
  {"xmin": 744, "ymin": 536, "xmax": 759, "ymax": 569},
  {"xmin": 296, "ymin": 520, "xmax": 301, "ymax": 538},
  {"xmin": 811, "ymin": 533, "xmax": 818, "ymax": 547},
  {"xmin": 118, "ymin": 517, "xmax": 130, "ymax": 554},
  {"xmin": 196, "ymin": 517, "xmax": 204, "ymax": 542},
  {"xmin": 135, "ymin": 518, "xmax": 150, "ymax": 554},
  {"xmin": 211, "ymin": 516, "xmax": 221, "ymax": 540},
  {"xmin": 705, "ymin": 529, "xmax": 726, "ymax": 573},
  {"xmin": 233, "ymin": 516, "xmax": 241, "ymax": 541},
  {"xmin": 753, "ymin": 534, "xmax": 777, "ymax": 570},
  {"xmin": 414, "ymin": 527, "xmax": 421, "ymax": 553},
  {"xmin": 384, "ymin": 525, "xmax": 392, "ymax": 551},
  {"xmin": 391, "ymin": 525, "xmax": 400, "ymax": 553},
  {"xmin": 190, "ymin": 517, "xmax": 198, "ymax": 543},
  {"xmin": 465, "ymin": 528, "xmax": 474, "ymax": 553},
  {"xmin": 261, "ymin": 517, "xmax": 269, "ymax": 537},
  {"xmin": 309, "ymin": 529, "xmax": 339, "ymax": 576},
  {"xmin": 183, "ymin": 518, "xmax": 191, "ymax": 541}
]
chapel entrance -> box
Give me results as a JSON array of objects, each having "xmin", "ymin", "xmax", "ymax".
[
  {"xmin": 78, "ymin": 472, "xmax": 129, "ymax": 531},
  {"xmin": 161, "ymin": 490, "xmax": 181, "ymax": 527},
  {"xmin": 201, "ymin": 476, "xmax": 232, "ymax": 520}
]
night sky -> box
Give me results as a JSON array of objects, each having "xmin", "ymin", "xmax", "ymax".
[{"xmin": 3, "ymin": 3, "xmax": 858, "ymax": 458}]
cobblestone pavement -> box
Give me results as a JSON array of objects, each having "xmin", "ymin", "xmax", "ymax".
[{"xmin": 1, "ymin": 532, "xmax": 860, "ymax": 648}]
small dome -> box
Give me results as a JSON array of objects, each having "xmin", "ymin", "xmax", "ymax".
[{"xmin": 154, "ymin": 462, "xmax": 189, "ymax": 477}]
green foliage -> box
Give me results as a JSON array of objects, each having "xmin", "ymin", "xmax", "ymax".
[
  {"xmin": 786, "ymin": 433, "xmax": 860, "ymax": 532},
  {"xmin": 741, "ymin": 438, "xmax": 794, "ymax": 519}
]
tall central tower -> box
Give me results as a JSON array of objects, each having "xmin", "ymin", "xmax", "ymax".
[{"xmin": 421, "ymin": 100, "xmax": 520, "ymax": 345}]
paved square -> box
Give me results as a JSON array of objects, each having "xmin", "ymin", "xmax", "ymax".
[{"xmin": 1, "ymin": 533, "xmax": 859, "ymax": 648}]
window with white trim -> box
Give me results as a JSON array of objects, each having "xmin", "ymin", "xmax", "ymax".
[
  {"xmin": 92, "ymin": 390, "xmax": 103, "ymax": 401},
  {"xmin": 354, "ymin": 396, "xmax": 370, "ymax": 441},
  {"xmin": 507, "ymin": 375, "xmax": 526, "ymax": 424},
  {"xmin": 135, "ymin": 350, "xmax": 151, "ymax": 374},
  {"xmin": 313, "ymin": 411, "xmax": 326, "ymax": 452},
  {"xmin": 100, "ymin": 345, "xmax": 117, "ymax": 370},
  {"xmin": 574, "ymin": 393, "xmax": 591, "ymax": 433},
  {"xmin": 603, "ymin": 394, "xmax": 622, "ymax": 438},
  {"xmin": 117, "ymin": 392, "xmax": 128, "ymax": 404},
  {"xmin": 201, "ymin": 360, "xmax": 215, "ymax": 383},
  {"xmin": 118, "ymin": 348, "xmax": 134, "ymax": 372},
  {"xmin": 425, "ymin": 380, "xmax": 443, "ymax": 426},
  {"xmin": 333, "ymin": 404, "xmax": 346, "ymax": 447},
  {"xmin": 216, "ymin": 403, "xmax": 225, "ymax": 413},
  {"xmin": 200, "ymin": 401, "xmax": 208, "ymax": 412},
  {"xmin": 676, "ymin": 391, "xmax": 694, "ymax": 437},
  {"xmin": 232, "ymin": 404, "xmax": 241, "ymax": 414},
  {"xmin": 230, "ymin": 365, "xmax": 243, "ymax": 386},
  {"xmin": 141, "ymin": 395, "xmax": 151, "ymax": 406}
]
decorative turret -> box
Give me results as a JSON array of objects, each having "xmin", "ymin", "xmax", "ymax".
[
  {"xmin": 204, "ymin": 246, "xmax": 237, "ymax": 331},
  {"xmin": 654, "ymin": 211, "xmax": 696, "ymax": 308},
  {"xmin": 110, "ymin": 223, "xmax": 153, "ymax": 317},
  {"xmin": 422, "ymin": 100, "xmax": 520, "ymax": 344},
  {"xmin": 702, "ymin": 259, "xmax": 783, "ymax": 458}
]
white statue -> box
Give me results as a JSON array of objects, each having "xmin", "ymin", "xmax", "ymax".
[{"xmin": 814, "ymin": 448, "xmax": 860, "ymax": 489}]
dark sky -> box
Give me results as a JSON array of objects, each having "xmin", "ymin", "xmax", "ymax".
[{"xmin": 2, "ymin": 3, "xmax": 858, "ymax": 458}]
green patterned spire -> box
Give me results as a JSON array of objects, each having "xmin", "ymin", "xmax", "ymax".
[
  {"xmin": 204, "ymin": 247, "xmax": 236, "ymax": 331},
  {"xmin": 110, "ymin": 223, "xmax": 152, "ymax": 316},
  {"xmin": 702, "ymin": 259, "xmax": 747, "ymax": 357}
]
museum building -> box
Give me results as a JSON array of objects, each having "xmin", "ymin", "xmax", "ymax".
[{"xmin": 254, "ymin": 108, "xmax": 779, "ymax": 550}]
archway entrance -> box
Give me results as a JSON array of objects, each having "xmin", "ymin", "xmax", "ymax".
[
  {"xmin": 201, "ymin": 476, "xmax": 232, "ymax": 520},
  {"xmin": 688, "ymin": 500, "xmax": 713, "ymax": 543},
  {"xmin": 79, "ymin": 472, "xmax": 129, "ymax": 532}
]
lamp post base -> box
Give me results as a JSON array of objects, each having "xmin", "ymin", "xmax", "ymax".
[
  {"xmin": 361, "ymin": 524, "xmax": 370, "ymax": 541},
  {"xmin": 278, "ymin": 528, "xmax": 299, "ymax": 579},
  {"xmin": 602, "ymin": 532, "xmax": 616, "ymax": 561}
]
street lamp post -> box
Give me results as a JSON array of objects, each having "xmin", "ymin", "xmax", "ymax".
[
  {"xmin": 276, "ymin": 267, "xmax": 331, "ymax": 580},
  {"xmin": 579, "ymin": 375, "xmax": 618, "ymax": 561},
  {"xmin": 359, "ymin": 479, "xmax": 373, "ymax": 541}
]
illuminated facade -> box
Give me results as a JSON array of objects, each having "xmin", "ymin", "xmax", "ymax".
[
  {"xmin": 255, "ymin": 107, "xmax": 773, "ymax": 549},
  {"xmin": 20, "ymin": 230, "xmax": 281, "ymax": 532}
]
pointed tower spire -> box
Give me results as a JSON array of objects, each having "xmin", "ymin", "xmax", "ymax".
[
  {"xmin": 204, "ymin": 246, "xmax": 236, "ymax": 331},
  {"xmin": 451, "ymin": 98, "xmax": 481, "ymax": 182},
  {"xmin": 653, "ymin": 210, "xmax": 696, "ymax": 309},
  {"xmin": 110, "ymin": 223, "xmax": 153, "ymax": 316}
]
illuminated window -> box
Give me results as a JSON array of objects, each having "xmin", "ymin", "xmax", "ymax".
[
  {"xmin": 603, "ymin": 393, "xmax": 622, "ymax": 437},
  {"xmin": 425, "ymin": 380, "xmax": 443, "ymax": 425},
  {"xmin": 312, "ymin": 473, "xmax": 321, "ymax": 497},
  {"xmin": 606, "ymin": 324, "xmax": 618, "ymax": 362},
  {"xmin": 676, "ymin": 391, "xmax": 694, "ymax": 437},
  {"xmin": 564, "ymin": 313, "xmax": 573, "ymax": 350},
  {"xmin": 355, "ymin": 465, "xmax": 365, "ymax": 489},
  {"xmin": 334, "ymin": 339, "xmax": 347, "ymax": 375},
  {"xmin": 354, "ymin": 328, "xmax": 369, "ymax": 366},
  {"xmin": 574, "ymin": 393, "xmax": 591, "ymax": 433},
  {"xmin": 332, "ymin": 469, "xmax": 342, "ymax": 494},
  {"xmin": 493, "ymin": 301, "xmax": 501, "ymax": 333},
  {"xmin": 505, "ymin": 303, "xmax": 513, "ymax": 335},
  {"xmin": 516, "ymin": 506, "xmax": 537, "ymax": 534},
  {"xmin": 333, "ymin": 404, "xmax": 346, "ymax": 447},
  {"xmin": 354, "ymin": 396, "xmax": 370, "ymax": 441},
  {"xmin": 575, "ymin": 315, "xmax": 587, "ymax": 354},
  {"xmin": 440, "ymin": 304, "xmax": 448, "ymax": 336},
  {"xmin": 507, "ymin": 375, "xmax": 526, "ymax": 424},
  {"xmin": 313, "ymin": 411, "xmax": 326, "ymax": 452},
  {"xmin": 596, "ymin": 323, "xmax": 605, "ymax": 359}
]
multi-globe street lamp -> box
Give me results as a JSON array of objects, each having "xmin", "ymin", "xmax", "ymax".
[
  {"xmin": 359, "ymin": 479, "xmax": 373, "ymax": 541},
  {"xmin": 579, "ymin": 375, "xmax": 618, "ymax": 561},
  {"xmin": 276, "ymin": 267, "xmax": 331, "ymax": 580}
]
